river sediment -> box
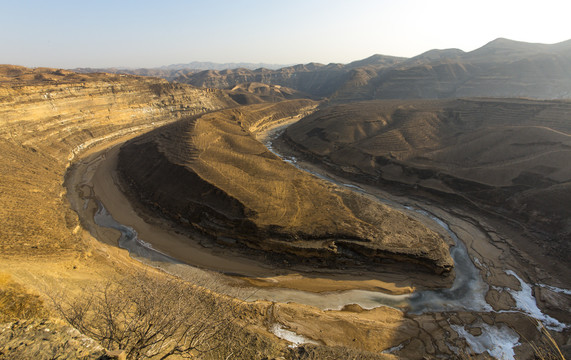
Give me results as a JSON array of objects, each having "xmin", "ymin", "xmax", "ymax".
[{"xmin": 67, "ymin": 109, "xmax": 570, "ymax": 359}]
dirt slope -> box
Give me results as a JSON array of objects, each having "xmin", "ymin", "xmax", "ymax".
[
  {"xmin": 0, "ymin": 65, "xmax": 236, "ymax": 255},
  {"xmin": 284, "ymin": 98, "xmax": 571, "ymax": 264},
  {"xmin": 117, "ymin": 100, "xmax": 454, "ymax": 274}
]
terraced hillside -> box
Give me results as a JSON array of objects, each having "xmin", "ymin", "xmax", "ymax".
[
  {"xmin": 117, "ymin": 100, "xmax": 455, "ymax": 274},
  {"xmin": 0, "ymin": 66, "xmax": 421, "ymax": 360},
  {"xmin": 1, "ymin": 66, "xmax": 569, "ymax": 359},
  {"xmin": 0, "ymin": 65, "xmax": 236, "ymax": 255},
  {"xmin": 227, "ymin": 82, "xmax": 312, "ymax": 104},
  {"xmin": 284, "ymin": 98, "xmax": 571, "ymax": 260}
]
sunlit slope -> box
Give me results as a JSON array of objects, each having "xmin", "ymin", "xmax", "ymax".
[
  {"xmin": 0, "ymin": 65, "xmax": 236, "ymax": 255},
  {"xmin": 118, "ymin": 100, "xmax": 454, "ymax": 274}
]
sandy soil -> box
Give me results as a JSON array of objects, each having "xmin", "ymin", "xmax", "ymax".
[
  {"xmin": 63, "ymin": 110, "xmax": 571, "ymax": 359},
  {"xmin": 67, "ymin": 114, "xmax": 571, "ymax": 310},
  {"xmin": 68, "ymin": 141, "xmax": 439, "ymax": 295}
]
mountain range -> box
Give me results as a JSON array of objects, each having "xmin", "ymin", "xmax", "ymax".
[{"xmin": 75, "ymin": 38, "xmax": 571, "ymax": 101}]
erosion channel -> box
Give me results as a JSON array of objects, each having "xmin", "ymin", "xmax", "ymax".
[{"xmin": 67, "ymin": 103, "xmax": 570, "ymax": 359}]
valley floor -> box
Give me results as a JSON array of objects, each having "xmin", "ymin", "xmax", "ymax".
[{"xmin": 66, "ymin": 114, "xmax": 571, "ymax": 359}]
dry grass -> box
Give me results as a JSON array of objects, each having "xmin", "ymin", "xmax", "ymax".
[
  {"xmin": 529, "ymin": 321, "xmax": 566, "ymax": 360},
  {"xmin": 118, "ymin": 100, "xmax": 454, "ymax": 272},
  {"xmin": 285, "ymin": 98, "xmax": 571, "ymax": 262},
  {"xmin": 0, "ymin": 273, "xmax": 46, "ymax": 322}
]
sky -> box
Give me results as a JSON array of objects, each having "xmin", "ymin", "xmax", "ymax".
[{"xmin": 1, "ymin": 0, "xmax": 570, "ymax": 69}]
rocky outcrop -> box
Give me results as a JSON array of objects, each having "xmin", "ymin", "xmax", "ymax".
[
  {"xmin": 0, "ymin": 65, "xmax": 237, "ymax": 255},
  {"xmin": 0, "ymin": 319, "xmax": 106, "ymax": 359},
  {"xmin": 0, "ymin": 65, "xmax": 237, "ymax": 163},
  {"xmin": 118, "ymin": 100, "xmax": 454, "ymax": 274}
]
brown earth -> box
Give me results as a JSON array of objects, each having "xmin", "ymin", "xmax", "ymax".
[
  {"xmin": 1, "ymin": 66, "xmax": 568, "ymax": 359},
  {"xmin": 0, "ymin": 66, "xmax": 295, "ymax": 358},
  {"xmin": 283, "ymin": 97, "xmax": 571, "ymax": 287},
  {"xmin": 116, "ymin": 100, "xmax": 455, "ymax": 275},
  {"xmin": 173, "ymin": 38, "xmax": 571, "ymax": 101},
  {"xmin": 0, "ymin": 65, "xmax": 236, "ymax": 255},
  {"xmin": 0, "ymin": 66, "xmax": 436, "ymax": 359},
  {"xmin": 227, "ymin": 82, "xmax": 313, "ymax": 105},
  {"xmin": 75, "ymin": 124, "xmax": 559, "ymax": 360}
]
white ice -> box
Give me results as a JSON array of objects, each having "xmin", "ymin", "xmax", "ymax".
[{"xmin": 451, "ymin": 323, "xmax": 519, "ymax": 360}]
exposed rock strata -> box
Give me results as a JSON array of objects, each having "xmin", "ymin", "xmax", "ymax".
[
  {"xmin": 0, "ymin": 319, "xmax": 106, "ymax": 359},
  {"xmin": 117, "ymin": 100, "xmax": 454, "ymax": 274},
  {"xmin": 0, "ymin": 65, "xmax": 236, "ymax": 255},
  {"xmin": 283, "ymin": 98, "xmax": 571, "ymax": 260}
]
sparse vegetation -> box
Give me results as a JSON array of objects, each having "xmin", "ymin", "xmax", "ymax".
[
  {"xmin": 1, "ymin": 61, "xmax": 569, "ymax": 360},
  {"xmin": 0, "ymin": 273, "xmax": 46, "ymax": 322},
  {"xmin": 48, "ymin": 272, "xmax": 247, "ymax": 359},
  {"xmin": 529, "ymin": 321, "xmax": 566, "ymax": 360},
  {"xmin": 285, "ymin": 345, "xmax": 392, "ymax": 360}
]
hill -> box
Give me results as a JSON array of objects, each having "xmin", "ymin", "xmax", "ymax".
[
  {"xmin": 283, "ymin": 98, "xmax": 571, "ymax": 262},
  {"xmin": 174, "ymin": 38, "xmax": 571, "ymax": 101},
  {"xmin": 226, "ymin": 82, "xmax": 313, "ymax": 104},
  {"xmin": 0, "ymin": 65, "xmax": 237, "ymax": 255},
  {"xmin": 117, "ymin": 100, "xmax": 454, "ymax": 274}
]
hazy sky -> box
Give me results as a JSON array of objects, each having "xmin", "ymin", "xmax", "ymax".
[{"xmin": 2, "ymin": 0, "xmax": 570, "ymax": 68}]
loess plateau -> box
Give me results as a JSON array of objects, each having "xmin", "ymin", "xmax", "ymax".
[{"xmin": 117, "ymin": 100, "xmax": 454, "ymax": 274}]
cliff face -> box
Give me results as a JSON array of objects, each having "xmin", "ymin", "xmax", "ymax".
[
  {"xmin": 0, "ymin": 65, "xmax": 237, "ymax": 255},
  {"xmin": 118, "ymin": 100, "xmax": 454, "ymax": 274},
  {"xmin": 0, "ymin": 66, "xmax": 236, "ymax": 163}
]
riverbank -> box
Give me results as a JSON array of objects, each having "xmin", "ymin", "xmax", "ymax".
[
  {"xmin": 68, "ymin": 129, "xmax": 454, "ymax": 296},
  {"xmin": 65, "ymin": 108, "xmax": 570, "ymax": 358}
]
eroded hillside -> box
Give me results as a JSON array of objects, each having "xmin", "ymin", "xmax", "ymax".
[
  {"xmin": 0, "ymin": 65, "xmax": 236, "ymax": 255},
  {"xmin": 283, "ymin": 98, "xmax": 571, "ymax": 263},
  {"xmin": 173, "ymin": 38, "xmax": 571, "ymax": 102},
  {"xmin": 0, "ymin": 66, "xmax": 413, "ymax": 360},
  {"xmin": 117, "ymin": 100, "xmax": 454, "ymax": 274},
  {"xmin": 1, "ymin": 65, "xmax": 569, "ymax": 359}
]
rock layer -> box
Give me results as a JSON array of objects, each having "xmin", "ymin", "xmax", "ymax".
[
  {"xmin": 283, "ymin": 98, "xmax": 571, "ymax": 260},
  {"xmin": 117, "ymin": 100, "xmax": 454, "ymax": 274},
  {"xmin": 175, "ymin": 38, "xmax": 571, "ymax": 101},
  {"xmin": 0, "ymin": 65, "xmax": 236, "ymax": 255}
]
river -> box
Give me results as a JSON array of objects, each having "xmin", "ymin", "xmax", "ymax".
[{"xmin": 86, "ymin": 123, "xmax": 567, "ymax": 359}]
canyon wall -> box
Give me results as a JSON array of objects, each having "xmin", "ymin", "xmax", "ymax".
[
  {"xmin": 0, "ymin": 65, "xmax": 237, "ymax": 255},
  {"xmin": 284, "ymin": 98, "xmax": 571, "ymax": 260}
]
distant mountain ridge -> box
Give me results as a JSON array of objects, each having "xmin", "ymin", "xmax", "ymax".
[
  {"xmin": 157, "ymin": 61, "xmax": 292, "ymax": 71},
  {"xmin": 176, "ymin": 38, "xmax": 571, "ymax": 100},
  {"xmin": 74, "ymin": 38, "xmax": 571, "ymax": 100},
  {"xmin": 72, "ymin": 61, "xmax": 291, "ymax": 80}
]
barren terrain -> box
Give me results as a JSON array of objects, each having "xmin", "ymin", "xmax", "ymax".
[
  {"xmin": 1, "ymin": 61, "xmax": 570, "ymax": 359},
  {"xmin": 283, "ymin": 99, "xmax": 571, "ymax": 267},
  {"xmin": 170, "ymin": 38, "xmax": 571, "ymax": 101},
  {"xmin": 116, "ymin": 100, "xmax": 454, "ymax": 276}
]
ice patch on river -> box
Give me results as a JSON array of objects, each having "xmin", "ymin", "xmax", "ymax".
[
  {"xmin": 406, "ymin": 209, "xmax": 492, "ymax": 314},
  {"xmin": 451, "ymin": 323, "xmax": 519, "ymax": 360},
  {"xmin": 270, "ymin": 323, "xmax": 319, "ymax": 347},
  {"xmin": 504, "ymin": 270, "xmax": 567, "ymax": 332},
  {"xmin": 93, "ymin": 202, "xmax": 178, "ymax": 263},
  {"xmin": 537, "ymin": 283, "xmax": 571, "ymax": 296}
]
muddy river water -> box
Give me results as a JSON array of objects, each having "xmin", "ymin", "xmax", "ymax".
[{"xmin": 83, "ymin": 125, "xmax": 568, "ymax": 359}]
